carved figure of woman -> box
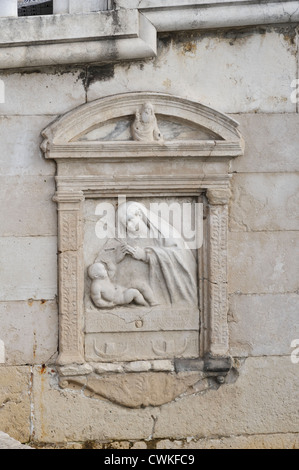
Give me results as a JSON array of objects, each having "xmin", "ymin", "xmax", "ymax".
[{"xmin": 115, "ymin": 201, "xmax": 198, "ymax": 307}]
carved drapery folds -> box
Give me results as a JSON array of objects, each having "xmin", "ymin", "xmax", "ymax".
[{"xmin": 42, "ymin": 92, "xmax": 244, "ymax": 408}]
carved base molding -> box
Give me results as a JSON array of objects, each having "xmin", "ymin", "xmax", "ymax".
[{"xmin": 58, "ymin": 360, "xmax": 234, "ymax": 408}]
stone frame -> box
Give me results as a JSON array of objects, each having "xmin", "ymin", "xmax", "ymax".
[{"xmin": 42, "ymin": 92, "xmax": 244, "ymax": 406}]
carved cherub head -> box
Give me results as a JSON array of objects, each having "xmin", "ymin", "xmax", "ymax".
[{"xmin": 88, "ymin": 262, "xmax": 108, "ymax": 280}]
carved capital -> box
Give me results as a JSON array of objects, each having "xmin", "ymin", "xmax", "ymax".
[
  {"xmin": 53, "ymin": 190, "xmax": 85, "ymax": 204},
  {"xmin": 206, "ymin": 188, "xmax": 231, "ymax": 205}
]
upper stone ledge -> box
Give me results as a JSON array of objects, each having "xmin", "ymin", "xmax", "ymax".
[
  {"xmin": 116, "ymin": 0, "xmax": 299, "ymax": 32},
  {"xmin": 1, "ymin": 1, "xmax": 298, "ymax": 70},
  {"xmin": 115, "ymin": 0, "xmax": 266, "ymax": 8},
  {"xmin": 0, "ymin": 10, "xmax": 157, "ymax": 70},
  {"xmin": 0, "ymin": 10, "xmax": 142, "ymax": 46}
]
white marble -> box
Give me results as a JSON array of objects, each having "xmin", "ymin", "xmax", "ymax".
[
  {"xmin": 0, "ymin": 0, "xmax": 17, "ymax": 17},
  {"xmin": 85, "ymin": 331, "xmax": 199, "ymax": 362}
]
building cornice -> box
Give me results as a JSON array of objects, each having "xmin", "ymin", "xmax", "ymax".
[{"xmin": 0, "ymin": 1, "xmax": 298, "ymax": 70}]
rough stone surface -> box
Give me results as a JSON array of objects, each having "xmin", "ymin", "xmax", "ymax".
[
  {"xmin": 229, "ymin": 114, "xmax": 299, "ymax": 173},
  {"xmin": 0, "ymin": 237, "xmax": 57, "ymax": 301},
  {"xmin": 154, "ymin": 357, "xmax": 299, "ymax": 439},
  {"xmin": 156, "ymin": 433, "xmax": 299, "ymax": 450},
  {"xmin": 87, "ymin": 27, "xmax": 297, "ymax": 114},
  {"xmin": 229, "ymin": 293, "xmax": 299, "ymax": 357},
  {"xmin": 0, "ymin": 71, "xmax": 86, "ymax": 115},
  {"xmin": 28, "ymin": 356, "xmax": 299, "ymax": 444},
  {"xmin": 0, "ymin": 300, "xmax": 58, "ymax": 365},
  {"xmin": 0, "ymin": 116, "xmax": 56, "ymax": 176},
  {"xmin": 229, "ymin": 173, "xmax": 299, "ymax": 232},
  {"xmin": 0, "ymin": 176, "xmax": 57, "ymax": 237},
  {"xmin": 32, "ymin": 367, "xmax": 156, "ymax": 443},
  {"xmin": 0, "ymin": 366, "xmax": 32, "ymax": 443},
  {"xmin": 228, "ymin": 231, "xmax": 299, "ymax": 294}
]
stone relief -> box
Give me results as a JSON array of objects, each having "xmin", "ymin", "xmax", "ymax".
[
  {"xmin": 88, "ymin": 261, "xmax": 157, "ymax": 308},
  {"xmin": 41, "ymin": 91, "xmax": 245, "ymax": 407},
  {"xmin": 88, "ymin": 201, "xmax": 198, "ymax": 311},
  {"xmin": 131, "ymin": 102, "xmax": 163, "ymax": 141}
]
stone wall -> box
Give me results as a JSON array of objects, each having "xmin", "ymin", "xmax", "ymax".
[{"xmin": 0, "ymin": 20, "xmax": 298, "ymax": 448}]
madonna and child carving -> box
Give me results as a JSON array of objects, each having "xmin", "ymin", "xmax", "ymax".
[{"xmin": 87, "ymin": 201, "xmax": 198, "ymax": 311}]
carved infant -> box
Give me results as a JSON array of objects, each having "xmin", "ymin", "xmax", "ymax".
[{"xmin": 88, "ymin": 262, "xmax": 157, "ymax": 309}]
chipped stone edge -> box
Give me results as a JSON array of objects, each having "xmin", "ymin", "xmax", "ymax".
[
  {"xmin": 58, "ymin": 359, "xmax": 175, "ymax": 376},
  {"xmin": 117, "ymin": 0, "xmax": 299, "ymax": 33}
]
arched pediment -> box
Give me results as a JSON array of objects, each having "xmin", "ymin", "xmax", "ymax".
[{"xmin": 42, "ymin": 92, "xmax": 244, "ymax": 160}]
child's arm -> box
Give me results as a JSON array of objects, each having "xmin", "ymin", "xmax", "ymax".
[{"xmin": 106, "ymin": 261, "xmax": 117, "ymax": 280}]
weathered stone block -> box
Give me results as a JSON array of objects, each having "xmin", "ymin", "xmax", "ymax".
[
  {"xmin": 0, "ymin": 176, "xmax": 57, "ymax": 237},
  {"xmin": 87, "ymin": 28, "xmax": 297, "ymax": 114},
  {"xmin": 0, "ymin": 300, "xmax": 58, "ymax": 365},
  {"xmin": 228, "ymin": 231, "xmax": 299, "ymax": 294},
  {"xmin": 0, "ymin": 366, "xmax": 31, "ymax": 443},
  {"xmin": 0, "ymin": 71, "xmax": 86, "ymax": 115},
  {"xmin": 154, "ymin": 356, "xmax": 299, "ymax": 438},
  {"xmin": 229, "ymin": 173, "xmax": 299, "ymax": 232},
  {"xmin": 0, "ymin": 116, "xmax": 56, "ymax": 176},
  {"xmin": 32, "ymin": 366, "xmax": 156, "ymax": 442},
  {"xmin": 229, "ymin": 293, "xmax": 299, "ymax": 357},
  {"xmin": 0, "ymin": 236, "xmax": 57, "ymax": 301},
  {"xmin": 229, "ymin": 114, "xmax": 299, "ymax": 173}
]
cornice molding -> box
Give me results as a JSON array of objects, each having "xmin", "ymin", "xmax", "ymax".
[
  {"xmin": 1, "ymin": 1, "xmax": 297, "ymax": 70},
  {"xmin": 41, "ymin": 91, "xmax": 244, "ymax": 161},
  {"xmin": 0, "ymin": 10, "xmax": 156, "ymax": 70}
]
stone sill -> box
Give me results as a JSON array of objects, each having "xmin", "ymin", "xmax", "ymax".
[
  {"xmin": 1, "ymin": 10, "xmax": 139, "ymax": 46},
  {"xmin": 135, "ymin": 0, "xmax": 299, "ymax": 33},
  {"xmin": 0, "ymin": 1, "xmax": 298, "ymax": 70},
  {"xmin": 0, "ymin": 9, "xmax": 157, "ymax": 70}
]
